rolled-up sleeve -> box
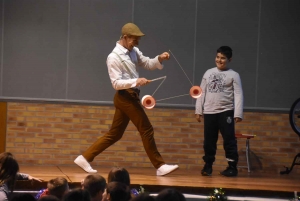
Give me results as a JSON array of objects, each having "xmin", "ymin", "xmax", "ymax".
[
  {"xmin": 136, "ymin": 48, "xmax": 163, "ymax": 70},
  {"xmin": 16, "ymin": 172, "xmax": 29, "ymax": 180}
]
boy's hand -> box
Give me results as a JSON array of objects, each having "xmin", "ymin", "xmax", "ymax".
[
  {"xmin": 235, "ymin": 117, "xmax": 242, "ymax": 123},
  {"xmin": 195, "ymin": 114, "xmax": 202, "ymax": 122}
]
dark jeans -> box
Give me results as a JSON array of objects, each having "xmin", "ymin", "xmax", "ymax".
[
  {"xmin": 83, "ymin": 88, "xmax": 165, "ymax": 169},
  {"xmin": 203, "ymin": 110, "xmax": 238, "ymax": 165}
]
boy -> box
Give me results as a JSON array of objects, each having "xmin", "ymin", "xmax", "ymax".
[
  {"xmin": 37, "ymin": 177, "xmax": 69, "ymax": 200},
  {"xmin": 195, "ymin": 46, "xmax": 243, "ymax": 177},
  {"xmin": 81, "ymin": 174, "xmax": 106, "ymax": 201}
]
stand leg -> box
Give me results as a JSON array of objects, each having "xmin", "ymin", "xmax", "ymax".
[
  {"xmin": 280, "ymin": 153, "xmax": 300, "ymax": 174},
  {"xmin": 245, "ymin": 139, "xmax": 251, "ymax": 172}
]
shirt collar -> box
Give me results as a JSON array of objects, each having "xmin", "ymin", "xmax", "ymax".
[{"xmin": 116, "ymin": 42, "xmax": 129, "ymax": 54}]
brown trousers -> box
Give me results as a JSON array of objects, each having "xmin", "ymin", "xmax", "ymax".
[{"xmin": 82, "ymin": 88, "xmax": 165, "ymax": 169}]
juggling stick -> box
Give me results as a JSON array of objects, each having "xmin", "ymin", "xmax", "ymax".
[{"xmin": 150, "ymin": 76, "xmax": 166, "ymax": 82}]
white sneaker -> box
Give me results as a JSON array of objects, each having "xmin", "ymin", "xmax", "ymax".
[
  {"xmin": 74, "ymin": 155, "xmax": 97, "ymax": 173},
  {"xmin": 156, "ymin": 164, "xmax": 179, "ymax": 176}
]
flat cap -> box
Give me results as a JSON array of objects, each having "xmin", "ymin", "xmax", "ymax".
[{"xmin": 121, "ymin": 23, "xmax": 145, "ymax": 37}]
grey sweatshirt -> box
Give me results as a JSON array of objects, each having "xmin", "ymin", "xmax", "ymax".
[
  {"xmin": 195, "ymin": 67, "xmax": 244, "ymax": 119},
  {"xmin": 0, "ymin": 173, "xmax": 29, "ymax": 201}
]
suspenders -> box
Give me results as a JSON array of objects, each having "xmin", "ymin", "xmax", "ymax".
[{"xmin": 112, "ymin": 52, "xmax": 134, "ymax": 79}]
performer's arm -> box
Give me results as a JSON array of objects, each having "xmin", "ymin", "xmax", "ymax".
[{"xmin": 136, "ymin": 47, "xmax": 165, "ymax": 70}]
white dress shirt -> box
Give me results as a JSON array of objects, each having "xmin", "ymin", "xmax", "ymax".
[{"xmin": 106, "ymin": 42, "xmax": 163, "ymax": 90}]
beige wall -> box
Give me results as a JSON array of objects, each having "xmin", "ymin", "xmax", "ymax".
[{"xmin": 4, "ymin": 102, "xmax": 300, "ymax": 174}]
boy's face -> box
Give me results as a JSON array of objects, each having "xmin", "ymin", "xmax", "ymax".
[{"xmin": 215, "ymin": 52, "xmax": 231, "ymax": 70}]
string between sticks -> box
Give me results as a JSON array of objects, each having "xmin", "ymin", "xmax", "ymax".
[
  {"xmin": 156, "ymin": 94, "xmax": 190, "ymax": 102},
  {"xmin": 168, "ymin": 49, "xmax": 193, "ymax": 86},
  {"xmin": 151, "ymin": 76, "xmax": 167, "ymax": 97}
]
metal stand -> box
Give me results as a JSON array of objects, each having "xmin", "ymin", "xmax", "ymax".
[
  {"xmin": 280, "ymin": 153, "xmax": 300, "ymax": 174},
  {"xmin": 235, "ymin": 134, "xmax": 255, "ymax": 173},
  {"xmin": 245, "ymin": 138, "xmax": 251, "ymax": 173}
]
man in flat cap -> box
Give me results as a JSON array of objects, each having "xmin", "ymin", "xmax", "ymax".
[{"xmin": 75, "ymin": 23, "xmax": 178, "ymax": 176}]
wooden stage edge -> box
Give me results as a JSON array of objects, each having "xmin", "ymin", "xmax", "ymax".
[{"xmin": 15, "ymin": 165, "xmax": 300, "ymax": 199}]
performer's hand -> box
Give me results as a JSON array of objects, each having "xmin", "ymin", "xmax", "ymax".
[
  {"xmin": 136, "ymin": 78, "xmax": 150, "ymax": 86},
  {"xmin": 158, "ymin": 52, "xmax": 170, "ymax": 63},
  {"xmin": 235, "ymin": 117, "xmax": 242, "ymax": 123},
  {"xmin": 195, "ymin": 114, "xmax": 202, "ymax": 122}
]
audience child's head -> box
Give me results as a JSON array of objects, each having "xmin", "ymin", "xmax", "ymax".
[
  {"xmin": 82, "ymin": 174, "xmax": 106, "ymax": 201},
  {"xmin": 106, "ymin": 182, "xmax": 131, "ymax": 201},
  {"xmin": 63, "ymin": 188, "xmax": 91, "ymax": 201},
  {"xmin": 107, "ymin": 167, "xmax": 130, "ymax": 186},
  {"xmin": 39, "ymin": 195, "xmax": 60, "ymax": 201},
  {"xmin": 0, "ymin": 152, "xmax": 19, "ymax": 191},
  {"xmin": 155, "ymin": 188, "xmax": 186, "ymax": 201},
  {"xmin": 47, "ymin": 177, "xmax": 69, "ymax": 200}
]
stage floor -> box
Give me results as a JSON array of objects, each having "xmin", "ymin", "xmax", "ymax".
[{"xmin": 15, "ymin": 165, "xmax": 300, "ymax": 200}]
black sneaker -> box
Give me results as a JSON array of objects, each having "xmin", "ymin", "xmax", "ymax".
[
  {"xmin": 220, "ymin": 166, "xmax": 238, "ymax": 177},
  {"xmin": 201, "ymin": 163, "xmax": 212, "ymax": 176}
]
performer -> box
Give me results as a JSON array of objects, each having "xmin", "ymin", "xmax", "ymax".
[
  {"xmin": 74, "ymin": 22, "xmax": 178, "ymax": 176},
  {"xmin": 195, "ymin": 46, "xmax": 243, "ymax": 177}
]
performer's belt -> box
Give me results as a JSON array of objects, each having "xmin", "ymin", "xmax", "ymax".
[{"xmin": 118, "ymin": 88, "xmax": 140, "ymax": 95}]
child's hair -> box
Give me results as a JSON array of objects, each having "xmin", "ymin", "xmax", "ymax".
[
  {"xmin": 129, "ymin": 193, "xmax": 155, "ymax": 201},
  {"xmin": 63, "ymin": 188, "xmax": 91, "ymax": 201},
  {"xmin": 107, "ymin": 182, "xmax": 131, "ymax": 201},
  {"xmin": 217, "ymin": 46, "xmax": 233, "ymax": 59},
  {"xmin": 38, "ymin": 195, "xmax": 60, "ymax": 201},
  {"xmin": 47, "ymin": 177, "xmax": 69, "ymax": 200},
  {"xmin": 155, "ymin": 188, "xmax": 186, "ymax": 201},
  {"xmin": 82, "ymin": 174, "xmax": 106, "ymax": 197},
  {"xmin": 107, "ymin": 167, "xmax": 130, "ymax": 186},
  {"xmin": 0, "ymin": 152, "xmax": 19, "ymax": 192}
]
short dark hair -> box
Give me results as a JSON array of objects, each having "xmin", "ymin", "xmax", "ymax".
[
  {"xmin": 155, "ymin": 188, "xmax": 186, "ymax": 201},
  {"xmin": 38, "ymin": 195, "xmax": 60, "ymax": 201},
  {"xmin": 130, "ymin": 193, "xmax": 155, "ymax": 201},
  {"xmin": 47, "ymin": 177, "xmax": 69, "ymax": 199},
  {"xmin": 108, "ymin": 167, "xmax": 130, "ymax": 186},
  {"xmin": 82, "ymin": 174, "xmax": 106, "ymax": 197},
  {"xmin": 217, "ymin": 46, "xmax": 233, "ymax": 59},
  {"xmin": 63, "ymin": 188, "xmax": 91, "ymax": 201}
]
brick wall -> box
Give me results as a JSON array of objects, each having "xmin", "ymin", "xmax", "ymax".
[{"xmin": 6, "ymin": 102, "xmax": 300, "ymax": 174}]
